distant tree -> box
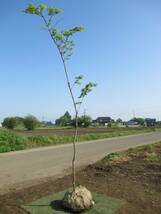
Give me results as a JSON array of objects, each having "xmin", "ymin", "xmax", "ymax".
[
  {"xmin": 14, "ymin": 116, "xmax": 24, "ymax": 124},
  {"xmin": 72, "ymin": 115, "xmax": 92, "ymax": 128},
  {"xmin": 14, "ymin": 117, "xmax": 25, "ymax": 128},
  {"xmin": 2, "ymin": 117, "xmax": 17, "ymax": 129},
  {"xmin": 80, "ymin": 115, "xmax": 92, "ymax": 127},
  {"xmin": 24, "ymin": 115, "xmax": 39, "ymax": 130},
  {"xmin": 55, "ymin": 111, "xmax": 72, "ymax": 126},
  {"xmin": 116, "ymin": 118, "xmax": 123, "ymax": 123},
  {"xmin": 108, "ymin": 122, "xmax": 112, "ymax": 128},
  {"xmin": 133, "ymin": 117, "xmax": 145, "ymax": 126}
]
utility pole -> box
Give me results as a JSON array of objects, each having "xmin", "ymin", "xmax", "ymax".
[
  {"xmin": 83, "ymin": 109, "xmax": 86, "ymax": 117},
  {"xmin": 132, "ymin": 110, "xmax": 136, "ymax": 118}
]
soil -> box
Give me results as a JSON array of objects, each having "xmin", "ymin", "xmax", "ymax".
[
  {"xmin": 16, "ymin": 127, "xmax": 152, "ymax": 137},
  {"xmin": 0, "ymin": 143, "xmax": 161, "ymax": 214}
]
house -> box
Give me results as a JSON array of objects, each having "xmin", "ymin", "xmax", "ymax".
[
  {"xmin": 92, "ymin": 117, "xmax": 112, "ymax": 127},
  {"xmin": 126, "ymin": 119, "xmax": 140, "ymax": 127},
  {"xmin": 144, "ymin": 118, "xmax": 156, "ymax": 127},
  {"xmin": 41, "ymin": 121, "xmax": 54, "ymax": 127},
  {"xmin": 117, "ymin": 122, "xmax": 126, "ymax": 128},
  {"xmin": 156, "ymin": 121, "xmax": 161, "ymax": 127}
]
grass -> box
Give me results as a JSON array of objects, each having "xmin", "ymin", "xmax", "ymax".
[
  {"xmin": 105, "ymin": 152, "xmax": 121, "ymax": 161},
  {"xmin": 0, "ymin": 127, "xmax": 159, "ymax": 153},
  {"xmin": 105, "ymin": 142, "xmax": 161, "ymax": 162},
  {"xmin": 26, "ymin": 129, "xmax": 155, "ymax": 149},
  {"xmin": 0, "ymin": 129, "xmax": 27, "ymax": 153},
  {"xmin": 145, "ymin": 152, "xmax": 158, "ymax": 161},
  {"xmin": 128, "ymin": 144, "xmax": 155, "ymax": 153}
]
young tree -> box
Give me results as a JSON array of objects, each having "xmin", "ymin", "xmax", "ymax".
[{"xmin": 24, "ymin": 3, "xmax": 96, "ymax": 211}]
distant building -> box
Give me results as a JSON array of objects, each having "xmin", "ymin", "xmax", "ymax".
[
  {"xmin": 144, "ymin": 118, "xmax": 156, "ymax": 127},
  {"xmin": 92, "ymin": 117, "xmax": 112, "ymax": 127},
  {"xmin": 156, "ymin": 121, "xmax": 161, "ymax": 127},
  {"xmin": 41, "ymin": 121, "xmax": 54, "ymax": 126},
  {"xmin": 117, "ymin": 122, "xmax": 126, "ymax": 128},
  {"xmin": 126, "ymin": 119, "xmax": 140, "ymax": 127}
]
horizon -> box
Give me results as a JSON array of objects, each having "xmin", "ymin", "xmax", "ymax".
[
  {"xmin": 1, "ymin": 0, "xmax": 161, "ymax": 122},
  {"xmin": 0, "ymin": 113, "xmax": 159, "ymax": 124}
]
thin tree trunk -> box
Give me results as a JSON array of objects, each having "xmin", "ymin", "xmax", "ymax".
[
  {"xmin": 72, "ymin": 113, "xmax": 78, "ymax": 190},
  {"xmin": 40, "ymin": 14, "xmax": 78, "ymax": 191}
]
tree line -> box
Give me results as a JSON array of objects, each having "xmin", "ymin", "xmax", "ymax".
[
  {"xmin": 1, "ymin": 112, "xmax": 159, "ymax": 131},
  {"xmin": 2, "ymin": 115, "xmax": 39, "ymax": 130},
  {"xmin": 55, "ymin": 111, "xmax": 92, "ymax": 127},
  {"xmin": 1, "ymin": 112, "xmax": 92, "ymax": 130}
]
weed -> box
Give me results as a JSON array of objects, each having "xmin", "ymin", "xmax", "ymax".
[
  {"xmin": 0, "ymin": 129, "xmax": 27, "ymax": 153},
  {"xmin": 106, "ymin": 152, "xmax": 121, "ymax": 161},
  {"xmin": 128, "ymin": 144, "xmax": 154, "ymax": 153},
  {"xmin": 145, "ymin": 152, "xmax": 158, "ymax": 161}
]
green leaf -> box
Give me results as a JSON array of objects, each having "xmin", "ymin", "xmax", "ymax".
[
  {"xmin": 52, "ymin": 29, "xmax": 58, "ymax": 36},
  {"xmin": 39, "ymin": 4, "xmax": 46, "ymax": 10},
  {"xmin": 79, "ymin": 82, "xmax": 97, "ymax": 98},
  {"xmin": 62, "ymin": 26, "xmax": 84, "ymax": 37},
  {"xmin": 62, "ymin": 30, "xmax": 73, "ymax": 37},
  {"xmin": 47, "ymin": 7, "xmax": 62, "ymax": 16},
  {"xmin": 72, "ymin": 26, "xmax": 84, "ymax": 32},
  {"xmin": 74, "ymin": 75, "xmax": 84, "ymax": 85},
  {"xmin": 24, "ymin": 4, "xmax": 40, "ymax": 16}
]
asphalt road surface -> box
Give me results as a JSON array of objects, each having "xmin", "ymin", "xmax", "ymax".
[{"xmin": 0, "ymin": 131, "xmax": 161, "ymax": 193}]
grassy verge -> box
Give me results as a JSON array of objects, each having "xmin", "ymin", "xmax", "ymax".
[
  {"xmin": 105, "ymin": 141, "xmax": 161, "ymax": 163},
  {"xmin": 0, "ymin": 128, "xmax": 158, "ymax": 153},
  {"xmin": 26, "ymin": 128, "xmax": 155, "ymax": 148},
  {"xmin": 0, "ymin": 129, "xmax": 27, "ymax": 153}
]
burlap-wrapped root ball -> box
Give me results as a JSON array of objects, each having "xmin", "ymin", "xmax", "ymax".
[{"xmin": 62, "ymin": 185, "xmax": 94, "ymax": 212}]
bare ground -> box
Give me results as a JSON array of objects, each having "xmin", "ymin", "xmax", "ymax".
[{"xmin": 16, "ymin": 127, "xmax": 154, "ymax": 137}]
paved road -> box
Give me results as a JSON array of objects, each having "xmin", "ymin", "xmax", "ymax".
[{"xmin": 0, "ymin": 131, "xmax": 161, "ymax": 193}]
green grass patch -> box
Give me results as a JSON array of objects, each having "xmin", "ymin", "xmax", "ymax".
[
  {"xmin": 105, "ymin": 152, "xmax": 122, "ymax": 161},
  {"xmin": 145, "ymin": 152, "xmax": 158, "ymax": 161},
  {"xmin": 22, "ymin": 190, "xmax": 125, "ymax": 214},
  {"xmin": 128, "ymin": 144, "xmax": 155, "ymax": 153},
  {"xmin": 105, "ymin": 141, "xmax": 161, "ymax": 161}
]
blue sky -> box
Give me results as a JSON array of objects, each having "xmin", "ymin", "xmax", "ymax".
[{"xmin": 0, "ymin": 0, "xmax": 161, "ymax": 122}]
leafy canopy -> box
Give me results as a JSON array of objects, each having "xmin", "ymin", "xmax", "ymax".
[
  {"xmin": 24, "ymin": 3, "xmax": 96, "ymax": 113},
  {"xmin": 25, "ymin": 3, "xmax": 62, "ymax": 16}
]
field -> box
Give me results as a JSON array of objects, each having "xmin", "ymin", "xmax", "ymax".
[
  {"xmin": 16, "ymin": 127, "xmax": 156, "ymax": 137},
  {"xmin": 0, "ymin": 127, "xmax": 158, "ymax": 153},
  {"xmin": 0, "ymin": 142, "xmax": 160, "ymax": 214}
]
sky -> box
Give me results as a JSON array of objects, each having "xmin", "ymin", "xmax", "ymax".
[{"xmin": 0, "ymin": 0, "xmax": 161, "ymax": 122}]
